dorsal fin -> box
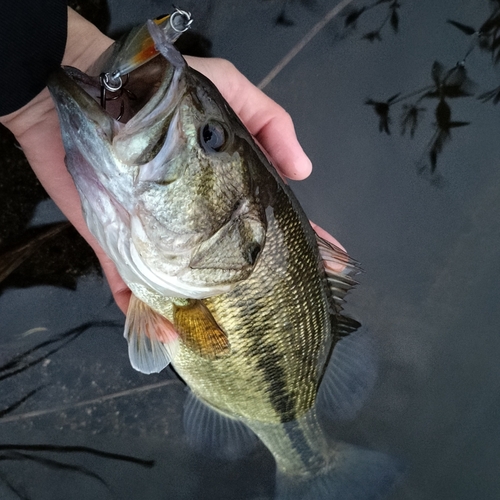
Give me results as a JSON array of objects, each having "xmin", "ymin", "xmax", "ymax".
[
  {"xmin": 315, "ymin": 234, "xmax": 360, "ymax": 315},
  {"xmin": 124, "ymin": 294, "xmax": 179, "ymax": 374},
  {"xmin": 173, "ymin": 299, "xmax": 230, "ymax": 359}
]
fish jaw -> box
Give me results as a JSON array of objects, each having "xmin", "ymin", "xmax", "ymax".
[
  {"xmin": 47, "ymin": 68, "xmax": 143, "ymax": 290},
  {"xmin": 47, "ymin": 68, "xmax": 137, "ymax": 212},
  {"xmin": 47, "ymin": 68, "xmax": 217, "ymax": 298}
]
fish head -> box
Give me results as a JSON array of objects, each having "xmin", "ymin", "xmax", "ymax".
[{"xmin": 47, "ymin": 29, "xmax": 269, "ymax": 299}]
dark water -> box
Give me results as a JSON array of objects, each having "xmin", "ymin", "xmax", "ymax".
[{"xmin": 1, "ymin": 0, "xmax": 500, "ymax": 498}]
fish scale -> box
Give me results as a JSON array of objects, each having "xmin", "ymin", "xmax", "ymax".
[{"xmin": 173, "ymin": 180, "xmax": 332, "ymax": 424}]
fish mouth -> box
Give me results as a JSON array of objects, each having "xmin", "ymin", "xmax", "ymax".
[
  {"xmin": 47, "ymin": 18, "xmax": 189, "ymax": 188},
  {"xmin": 48, "ymin": 66, "xmax": 117, "ymax": 144},
  {"xmin": 48, "ymin": 52, "xmax": 184, "ymax": 158},
  {"xmin": 46, "ymin": 43, "xmax": 188, "ymax": 215}
]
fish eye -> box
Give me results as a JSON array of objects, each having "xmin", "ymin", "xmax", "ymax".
[{"xmin": 199, "ymin": 121, "xmax": 226, "ymax": 153}]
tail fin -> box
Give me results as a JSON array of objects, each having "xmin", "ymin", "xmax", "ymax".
[{"xmin": 276, "ymin": 444, "xmax": 403, "ymax": 500}]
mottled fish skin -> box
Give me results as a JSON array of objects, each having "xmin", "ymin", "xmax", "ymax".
[
  {"xmin": 173, "ymin": 176, "xmax": 333, "ymax": 424},
  {"xmin": 47, "ymin": 18, "xmax": 399, "ymax": 499}
]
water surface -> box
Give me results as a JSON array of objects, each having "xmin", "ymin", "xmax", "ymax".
[{"xmin": 1, "ymin": 1, "xmax": 499, "ymax": 498}]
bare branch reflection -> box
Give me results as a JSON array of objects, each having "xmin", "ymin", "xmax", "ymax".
[
  {"xmin": 351, "ymin": 1, "xmax": 500, "ymax": 181},
  {"xmin": 0, "ymin": 322, "xmax": 155, "ymax": 500}
]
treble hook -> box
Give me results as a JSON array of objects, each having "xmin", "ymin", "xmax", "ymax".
[
  {"xmin": 100, "ymin": 72, "xmax": 123, "ymax": 109},
  {"xmin": 99, "ymin": 73, "xmax": 135, "ymax": 121},
  {"xmin": 98, "ymin": 8, "xmax": 192, "ymax": 119}
]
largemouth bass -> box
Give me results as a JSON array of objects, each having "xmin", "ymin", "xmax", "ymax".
[{"xmin": 48, "ymin": 16, "xmax": 399, "ymax": 499}]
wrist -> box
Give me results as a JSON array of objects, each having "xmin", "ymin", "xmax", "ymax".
[
  {"xmin": 63, "ymin": 8, "xmax": 113, "ymax": 72},
  {"xmin": 1, "ymin": 8, "xmax": 113, "ymax": 131}
]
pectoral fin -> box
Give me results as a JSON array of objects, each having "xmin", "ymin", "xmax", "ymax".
[
  {"xmin": 124, "ymin": 294, "xmax": 179, "ymax": 374},
  {"xmin": 173, "ymin": 299, "xmax": 230, "ymax": 359}
]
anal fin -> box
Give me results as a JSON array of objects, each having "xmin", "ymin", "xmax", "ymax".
[
  {"xmin": 124, "ymin": 294, "xmax": 179, "ymax": 374},
  {"xmin": 184, "ymin": 391, "xmax": 259, "ymax": 460}
]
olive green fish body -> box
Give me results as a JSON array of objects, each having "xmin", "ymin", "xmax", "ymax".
[{"xmin": 173, "ymin": 180, "xmax": 334, "ymax": 424}]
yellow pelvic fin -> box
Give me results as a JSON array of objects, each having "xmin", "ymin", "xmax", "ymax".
[{"xmin": 173, "ymin": 299, "xmax": 230, "ymax": 360}]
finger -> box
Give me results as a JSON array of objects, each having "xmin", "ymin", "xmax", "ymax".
[
  {"xmin": 99, "ymin": 255, "xmax": 131, "ymax": 315},
  {"xmin": 186, "ymin": 56, "xmax": 312, "ymax": 180},
  {"xmin": 252, "ymin": 106, "xmax": 312, "ymax": 181}
]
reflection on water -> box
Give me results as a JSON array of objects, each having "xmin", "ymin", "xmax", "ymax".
[
  {"xmin": 343, "ymin": 0, "xmax": 401, "ymax": 41},
  {"xmin": 0, "ymin": 322, "xmax": 154, "ymax": 499},
  {"xmin": 0, "ymin": 443, "xmax": 154, "ymax": 499},
  {"xmin": 0, "ymin": 222, "xmax": 101, "ymax": 294},
  {"xmin": 0, "ymin": 126, "xmax": 101, "ymax": 293},
  {"xmin": 0, "ymin": 322, "xmax": 119, "ymax": 384},
  {"xmin": 272, "ymin": 0, "xmax": 402, "ymax": 38},
  {"xmin": 365, "ymin": 60, "xmax": 474, "ymax": 184},
  {"xmin": 0, "ymin": 128, "xmax": 48, "ymax": 245},
  {"xmin": 364, "ymin": 0, "xmax": 500, "ymax": 182}
]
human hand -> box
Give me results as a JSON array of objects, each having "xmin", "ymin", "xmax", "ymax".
[{"xmin": 0, "ymin": 9, "xmax": 341, "ymax": 315}]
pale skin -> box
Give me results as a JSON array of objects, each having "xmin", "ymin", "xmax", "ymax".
[{"xmin": 0, "ymin": 8, "xmax": 342, "ymax": 317}]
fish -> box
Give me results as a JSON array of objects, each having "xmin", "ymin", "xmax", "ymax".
[{"xmin": 47, "ymin": 16, "xmax": 401, "ymax": 499}]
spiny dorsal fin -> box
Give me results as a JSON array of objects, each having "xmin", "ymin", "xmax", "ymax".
[
  {"xmin": 124, "ymin": 294, "xmax": 179, "ymax": 374},
  {"xmin": 315, "ymin": 234, "xmax": 361, "ymax": 314},
  {"xmin": 173, "ymin": 299, "xmax": 230, "ymax": 360}
]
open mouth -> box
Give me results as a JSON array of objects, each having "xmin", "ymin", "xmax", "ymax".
[{"xmin": 61, "ymin": 55, "xmax": 176, "ymax": 126}]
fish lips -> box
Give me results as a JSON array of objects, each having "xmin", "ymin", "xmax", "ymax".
[
  {"xmin": 48, "ymin": 55, "xmax": 185, "ymax": 201},
  {"xmin": 48, "ymin": 66, "xmax": 117, "ymax": 148},
  {"xmin": 48, "ymin": 67, "xmax": 137, "ymax": 223}
]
